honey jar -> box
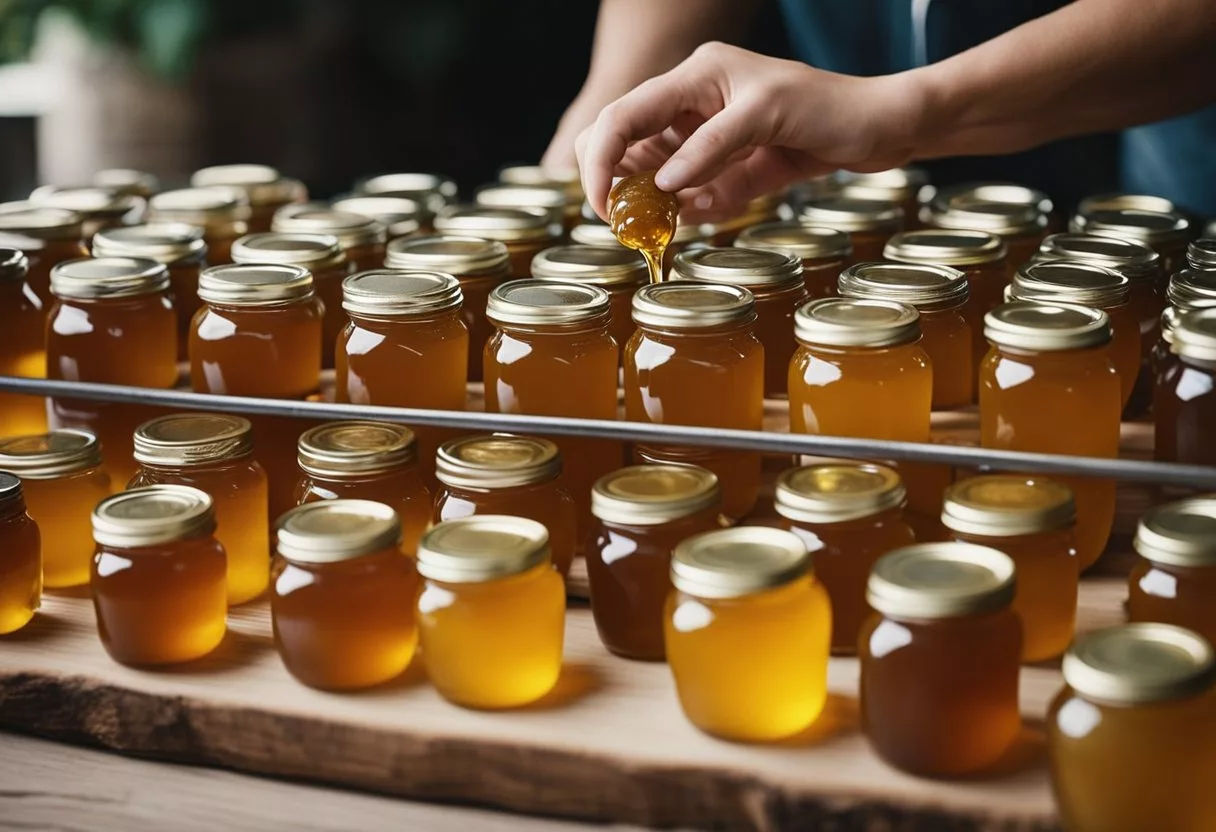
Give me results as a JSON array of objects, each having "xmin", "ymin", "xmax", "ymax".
[
  {"xmin": 570, "ymin": 218, "xmax": 709, "ymax": 275},
  {"xmin": 271, "ymin": 205, "xmax": 387, "ymax": 273},
  {"xmin": 1128, "ymin": 497, "xmax": 1216, "ymax": 645},
  {"xmin": 1155, "ymin": 308, "xmax": 1216, "ymax": 466},
  {"xmin": 1048, "ymin": 624, "xmax": 1216, "ymax": 832},
  {"xmin": 734, "ymin": 222, "xmax": 851, "ymax": 299},
  {"xmin": 91, "ymin": 484, "xmax": 227, "ymax": 666},
  {"xmin": 626, "ymin": 283, "xmax": 764, "ymax": 520},
  {"xmin": 331, "ymin": 195, "xmax": 422, "ymax": 240},
  {"xmin": 356, "ymin": 172, "xmax": 458, "ymax": 229},
  {"xmin": 147, "ymin": 187, "xmax": 251, "ymax": 265},
  {"xmin": 434, "ymin": 434, "xmax": 576, "ymax": 577},
  {"xmin": 191, "ymin": 164, "xmax": 306, "ymax": 233},
  {"xmin": 837, "ymin": 167, "xmax": 930, "ymax": 227},
  {"xmin": 0, "ymin": 249, "xmax": 48, "ymax": 438},
  {"xmin": 130, "ymin": 413, "xmax": 270, "ymax": 605},
  {"xmin": 980, "ymin": 302, "xmax": 1121, "ymax": 569},
  {"xmin": 0, "ymin": 472, "xmax": 41, "ymax": 634},
  {"xmin": 774, "ymin": 463, "xmax": 915, "ymax": 654},
  {"xmin": 29, "ymin": 185, "xmax": 145, "ymax": 239},
  {"xmin": 860, "ymin": 543, "xmax": 1022, "ymax": 776},
  {"xmin": 665, "ymin": 526, "xmax": 832, "ymax": 741},
  {"xmin": 942, "ymin": 475, "xmax": 1078, "ymax": 661},
  {"xmin": 0, "ymin": 205, "xmax": 87, "ymax": 309},
  {"xmin": 434, "ymin": 205, "xmax": 561, "ymax": 279},
  {"xmin": 922, "ymin": 184, "xmax": 1049, "ymax": 268},
  {"xmin": 416, "ymin": 515, "xmax": 566, "ymax": 709},
  {"xmin": 587, "ymin": 464, "xmax": 721, "ymax": 660},
  {"xmin": 1154, "ymin": 269, "xmax": 1216, "ymax": 411},
  {"xmin": 476, "ymin": 183, "xmax": 570, "ymax": 228},
  {"xmin": 498, "ymin": 165, "xmax": 583, "ymax": 226},
  {"xmin": 1072, "ymin": 207, "xmax": 1192, "ymax": 276},
  {"xmin": 531, "ymin": 244, "xmax": 647, "ymax": 355},
  {"xmin": 798, "ymin": 197, "xmax": 904, "ymax": 262},
  {"xmin": 272, "ymin": 499, "xmax": 417, "ymax": 690}
]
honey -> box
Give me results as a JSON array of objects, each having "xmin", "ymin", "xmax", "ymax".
[
  {"xmin": 1048, "ymin": 624, "xmax": 1216, "ymax": 832},
  {"xmin": 923, "ymin": 184, "xmax": 1049, "ymax": 268},
  {"xmin": 476, "ymin": 183, "xmax": 570, "ymax": 228},
  {"xmin": 774, "ymin": 463, "xmax": 915, "ymax": 654},
  {"xmin": 1071, "ymin": 207, "xmax": 1192, "ymax": 276},
  {"xmin": 90, "ymin": 485, "xmax": 227, "ymax": 665},
  {"xmin": 942, "ymin": 475, "xmax": 1078, "ymax": 661},
  {"xmin": 0, "ymin": 205, "xmax": 88, "ymax": 310},
  {"xmin": 191, "ymin": 164, "xmax": 307, "ymax": 233},
  {"xmin": 1128, "ymin": 498, "xmax": 1216, "ymax": 645},
  {"xmin": 147, "ymin": 187, "xmax": 252, "ymax": 265},
  {"xmin": 0, "ymin": 473, "xmax": 41, "ymax": 634},
  {"xmin": 0, "ymin": 249, "xmax": 48, "ymax": 438},
  {"xmin": 29, "ymin": 185, "xmax": 145, "ymax": 239},
  {"xmin": 665, "ymin": 527, "xmax": 832, "ymax": 741},
  {"xmin": 626, "ymin": 283, "xmax": 764, "ymax": 520},
  {"xmin": 1153, "ymin": 270, "xmax": 1216, "ymax": 418},
  {"xmin": 357, "ymin": 172, "xmax": 458, "ymax": 229},
  {"xmin": 798, "ymin": 197, "xmax": 904, "ymax": 262},
  {"xmin": 860, "ymin": 543, "xmax": 1022, "ymax": 776},
  {"xmin": 980, "ymin": 302, "xmax": 1121, "ymax": 569},
  {"xmin": 608, "ymin": 171, "xmax": 679, "ymax": 284},
  {"xmin": 434, "ymin": 205, "xmax": 561, "ymax": 280},
  {"xmin": 272, "ymin": 500, "xmax": 417, "ymax": 690},
  {"xmin": 734, "ymin": 222, "xmax": 851, "ymax": 298},
  {"xmin": 570, "ymin": 217, "xmax": 708, "ymax": 275},
  {"xmin": 434, "ymin": 434, "xmax": 576, "ymax": 577},
  {"xmin": 416, "ymin": 516, "xmax": 566, "ymax": 709},
  {"xmin": 129, "ymin": 413, "xmax": 270, "ymax": 605},
  {"xmin": 531, "ymin": 244, "xmax": 647, "ymax": 356},
  {"xmin": 271, "ymin": 205, "xmax": 387, "ymax": 273},
  {"xmin": 837, "ymin": 167, "xmax": 930, "ymax": 227},
  {"xmin": 1154, "ymin": 309, "xmax": 1216, "ymax": 466},
  {"xmin": 93, "ymin": 168, "xmax": 159, "ymax": 199},
  {"xmin": 331, "ymin": 195, "xmax": 422, "ymax": 240},
  {"xmin": 587, "ymin": 464, "xmax": 721, "ymax": 660}
]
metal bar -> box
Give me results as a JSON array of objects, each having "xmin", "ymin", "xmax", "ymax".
[{"xmin": 3, "ymin": 375, "xmax": 1214, "ymax": 489}]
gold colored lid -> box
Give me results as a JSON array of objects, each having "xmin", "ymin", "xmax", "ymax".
[
  {"xmin": 1071, "ymin": 208, "xmax": 1191, "ymax": 247},
  {"xmin": 330, "ymin": 196, "xmax": 422, "ymax": 239},
  {"xmin": 385, "ymin": 234, "xmax": 510, "ymax": 276},
  {"xmin": 1077, "ymin": 193, "xmax": 1177, "ymax": 217},
  {"xmin": 1134, "ymin": 496, "xmax": 1216, "ymax": 567},
  {"xmin": 475, "ymin": 183, "xmax": 569, "ymax": 218},
  {"xmin": 342, "ymin": 270, "xmax": 463, "ymax": 318},
  {"xmin": 1187, "ymin": 239, "xmax": 1216, "ymax": 271},
  {"xmin": 794, "ymin": 297, "xmax": 921, "ymax": 348},
  {"xmin": 272, "ymin": 204, "xmax": 386, "ymax": 250},
  {"xmin": 837, "ymin": 167, "xmax": 929, "ymax": 203},
  {"xmin": 499, "ymin": 165, "xmax": 583, "ymax": 201},
  {"xmin": 436, "ymin": 434, "xmax": 561, "ymax": 490},
  {"xmin": 29, "ymin": 185, "xmax": 145, "ymax": 221},
  {"xmin": 0, "ymin": 248, "xmax": 28, "ymax": 281},
  {"xmin": 92, "ymin": 484, "xmax": 215, "ymax": 548},
  {"xmin": 672, "ymin": 246, "xmax": 804, "ymax": 290},
  {"xmin": 133, "ymin": 413, "xmax": 254, "ymax": 467},
  {"xmin": 417, "ymin": 515, "xmax": 551, "ymax": 583},
  {"xmin": 984, "ymin": 301, "xmax": 1112, "ymax": 352},
  {"xmin": 147, "ymin": 186, "xmax": 251, "ymax": 235},
  {"xmin": 530, "ymin": 244, "xmax": 647, "ymax": 287},
  {"xmin": 198, "ymin": 263, "xmax": 313, "ymax": 305},
  {"xmin": 93, "ymin": 168, "xmax": 159, "ymax": 197},
  {"xmin": 571, "ymin": 218, "xmax": 707, "ymax": 247},
  {"xmin": 191, "ymin": 164, "xmax": 307, "ymax": 206},
  {"xmin": 942, "ymin": 476, "xmax": 1075, "ymax": 537},
  {"xmin": 592, "ymin": 464, "xmax": 720, "ymax": 526},
  {"xmin": 0, "ymin": 430, "xmax": 102, "ymax": 479},
  {"xmin": 230, "ymin": 232, "xmax": 345, "ymax": 269},
  {"xmin": 0, "ymin": 205, "xmax": 83, "ymax": 240},
  {"xmin": 297, "ymin": 421, "xmax": 417, "ymax": 477},
  {"xmin": 92, "ymin": 223, "xmax": 207, "ymax": 265},
  {"xmin": 925, "ymin": 196, "xmax": 1046, "ymax": 237},
  {"xmin": 884, "ymin": 229, "xmax": 1007, "ymax": 266},
  {"xmin": 930, "ymin": 182, "xmax": 1053, "ymax": 214},
  {"xmin": 734, "ymin": 221, "xmax": 852, "ymax": 261},
  {"xmin": 774, "ymin": 463, "xmax": 906, "ymax": 525},
  {"xmin": 671, "ymin": 527, "xmax": 811, "ymax": 599},
  {"xmin": 486, "ymin": 279, "xmax": 611, "ymax": 327},
  {"xmin": 1063, "ymin": 623, "xmax": 1216, "ymax": 705},
  {"xmin": 50, "ymin": 256, "xmax": 169, "ymax": 299},
  {"xmin": 1172, "ymin": 308, "xmax": 1216, "ymax": 363},
  {"xmin": 837, "ymin": 262, "xmax": 968, "ymax": 309},
  {"xmin": 356, "ymin": 172, "xmax": 458, "ymax": 216},
  {"xmin": 1036, "ymin": 233, "xmax": 1160, "ymax": 281},
  {"xmin": 1010, "ymin": 261, "xmax": 1131, "ymax": 308},
  {"xmin": 799, "ymin": 197, "xmax": 903, "ymax": 232},
  {"xmin": 632, "ymin": 282, "xmax": 756, "ymax": 329},
  {"xmin": 1167, "ymin": 269, "xmax": 1216, "ymax": 311},
  {"xmin": 434, "ymin": 205, "xmax": 559, "ymax": 243},
  {"xmin": 276, "ymin": 499, "xmax": 402, "ymax": 564},
  {"xmin": 867, "ymin": 542, "xmax": 1016, "ymax": 619}
]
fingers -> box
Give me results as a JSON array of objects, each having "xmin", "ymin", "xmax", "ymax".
[
  {"xmin": 653, "ymin": 100, "xmax": 770, "ymax": 194},
  {"xmin": 676, "ymin": 147, "xmax": 832, "ymax": 223}
]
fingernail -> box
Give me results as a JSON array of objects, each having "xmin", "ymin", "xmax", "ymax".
[
  {"xmin": 655, "ymin": 161, "xmax": 688, "ymax": 192},
  {"xmin": 694, "ymin": 192, "xmax": 714, "ymax": 211}
]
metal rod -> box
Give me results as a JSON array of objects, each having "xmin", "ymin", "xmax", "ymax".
[{"xmin": 3, "ymin": 375, "xmax": 1214, "ymax": 488}]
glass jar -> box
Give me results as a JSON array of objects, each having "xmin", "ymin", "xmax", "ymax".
[
  {"xmin": 385, "ymin": 234, "xmax": 511, "ymax": 382},
  {"xmin": 0, "ymin": 472, "xmax": 41, "ymax": 634},
  {"xmin": 838, "ymin": 167, "xmax": 930, "ymax": 228},
  {"xmin": 93, "ymin": 168, "xmax": 159, "ymax": 199},
  {"xmin": 1128, "ymin": 497, "xmax": 1216, "ymax": 645},
  {"xmin": 29, "ymin": 185, "xmax": 145, "ymax": 239},
  {"xmin": 191, "ymin": 164, "xmax": 307, "ymax": 233},
  {"xmin": 416, "ymin": 515, "xmax": 566, "ymax": 708},
  {"xmin": 90, "ymin": 485, "xmax": 228, "ymax": 666},
  {"xmin": 484, "ymin": 280, "xmax": 621, "ymax": 546},
  {"xmin": 1154, "ymin": 268, "xmax": 1216, "ymax": 405},
  {"xmin": 1048, "ymin": 624, "xmax": 1216, "ymax": 832},
  {"xmin": 980, "ymin": 302, "xmax": 1121, "ymax": 570},
  {"xmin": 129, "ymin": 413, "xmax": 270, "ymax": 605},
  {"xmin": 272, "ymin": 205, "xmax": 387, "ymax": 273},
  {"xmin": 357, "ymin": 172, "xmax": 459, "ymax": 231},
  {"xmin": 1072, "ymin": 207, "xmax": 1192, "ymax": 277},
  {"xmin": 587, "ymin": 464, "xmax": 721, "ymax": 661},
  {"xmin": 774, "ymin": 463, "xmax": 915, "ymax": 655},
  {"xmin": 498, "ymin": 165, "xmax": 584, "ymax": 228},
  {"xmin": 1154, "ymin": 308, "xmax": 1216, "ymax": 466},
  {"xmin": 860, "ymin": 542, "xmax": 1022, "ymax": 776},
  {"xmin": 331, "ymin": 195, "xmax": 422, "ymax": 241},
  {"xmin": 798, "ymin": 197, "xmax": 904, "ymax": 262},
  {"xmin": 942, "ymin": 475, "xmax": 1078, "ymax": 661},
  {"xmin": 1188, "ymin": 238, "xmax": 1216, "ymax": 272},
  {"xmin": 626, "ymin": 283, "xmax": 764, "ymax": 521},
  {"xmin": 272, "ymin": 500, "xmax": 418, "ymax": 690},
  {"xmin": 531, "ymin": 244, "xmax": 647, "ymax": 356},
  {"xmin": 923, "ymin": 184, "xmax": 1049, "ymax": 269},
  {"xmin": 476, "ymin": 183, "xmax": 569, "ymax": 229},
  {"xmin": 570, "ymin": 218, "xmax": 710, "ymax": 275},
  {"xmin": 0, "ymin": 206, "xmax": 88, "ymax": 313},
  {"xmin": 147, "ymin": 186, "xmax": 252, "ymax": 265},
  {"xmin": 434, "ymin": 205, "xmax": 561, "ymax": 280},
  {"xmin": 434, "ymin": 434, "xmax": 576, "ymax": 577},
  {"xmin": 734, "ymin": 222, "xmax": 851, "ymax": 299},
  {"xmin": 0, "ymin": 249, "xmax": 48, "ymax": 438},
  {"xmin": 665, "ymin": 527, "xmax": 832, "ymax": 741}
]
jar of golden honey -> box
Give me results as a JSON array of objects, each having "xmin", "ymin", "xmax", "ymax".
[
  {"xmin": 774, "ymin": 463, "xmax": 915, "ymax": 654},
  {"xmin": 147, "ymin": 187, "xmax": 251, "ymax": 265},
  {"xmin": 357, "ymin": 172, "xmax": 458, "ymax": 230},
  {"xmin": 130, "ymin": 413, "xmax": 270, "ymax": 605},
  {"xmin": 416, "ymin": 515, "xmax": 566, "ymax": 708},
  {"xmin": 0, "ymin": 205, "xmax": 87, "ymax": 309},
  {"xmin": 476, "ymin": 183, "xmax": 570, "ymax": 229},
  {"xmin": 1155, "ymin": 308, "xmax": 1216, "ymax": 466},
  {"xmin": 531, "ymin": 244, "xmax": 647, "ymax": 355},
  {"xmin": 385, "ymin": 234, "xmax": 510, "ymax": 382},
  {"xmin": 331, "ymin": 195, "xmax": 422, "ymax": 241},
  {"xmin": 980, "ymin": 302, "xmax": 1121, "ymax": 570},
  {"xmin": 587, "ymin": 464, "xmax": 721, "ymax": 661},
  {"xmin": 1072, "ymin": 207, "xmax": 1192, "ymax": 276},
  {"xmin": 0, "ymin": 249, "xmax": 48, "ymax": 439},
  {"xmin": 90, "ymin": 484, "xmax": 227, "ymax": 666},
  {"xmin": 942, "ymin": 475, "xmax": 1077, "ymax": 661},
  {"xmin": 861, "ymin": 542, "xmax": 1022, "ymax": 776},
  {"xmin": 29, "ymin": 185, "xmax": 145, "ymax": 239},
  {"xmin": 798, "ymin": 197, "xmax": 904, "ymax": 262},
  {"xmin": 838, "ymin": 167, "xmax": 930, "ymax": 227},
  {"xmin": 665, "ymin": 526, "xmax": 832, "ymax": 741},
  {"xmin": 626, "ymin": 283, "xmax": 764, "ymax": 521},
  {"xmin": 734, "ymin": 222, "xmax": 851, "ymax": 299},
  {"xmin": 570, "ymin": 218, "xmax": 710, "ymax": 274},
  {"xmin": 0, "ymin": 472, "xmax": 41, "ymax": 634},
  {"xmin": 1154, "ymin": 269, "xmax": 1216, "ymax": 410},
  {"xmin": 1128, "ymin": 497, "xmax": 1216, "ymax": 645},
  {"xmin": 191, "ymin": 164, "xmax": 306, "ymax": 233},
  {"xmin": 1049, "ymin": 624, "xmax": 1216, "ymax": 832},
  {"xmin": 434, "ymin": 434, "xmax": 576, "ymax": 577},
  {"xmin": 434, "ymin": 205, "xmax": 561, "ymax": 279},
  {"xmin": 923, "ymin": 184, "xmax": 1049, "ymax": 268},
  {"xmin": 272, "ymin": 205, "xmax": 387, "ymax": 272},
  {"xmin": 272, "ymin": 499, "xmax": 417, "ymax": 690},
  {"xmin": 498, "ymin": 165, "xmax": 584, "ymax": 227}
]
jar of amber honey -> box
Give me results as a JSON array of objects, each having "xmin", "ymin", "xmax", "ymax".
[
  {"xmin": 357, "ymin": 172, "xmax": 458, "ymax": 230},
  {"xmin": 130, "ymin": 413, "xmax": 269, "ymax": 605},
  {"xmin": 734, "ymin": 222, "xmax": 851, "ymax": 299},
  {"xmin": 191, "ymin": 164, "xmax": 306, "ymax": 233},
  {"xmin": 1154, "ymin": 269, "xmax": 1216, "ymax": 414},
  {"xmin": 331, "ymin": 195, "xmax": 422, "ymax": 241},
  {"xmin": 434, "ymin": 434, "xmax": 576, "ymax": 577},
  {"xmin": 861, "ymin": 543, "xmax": 1022, "ymax": 776},
  {"xmin": 0, "ymin": 206, "xmax": 87, "ymax": 312},
  {"xmin": 272, "ymin": 205, "xmax": 387, "ymax": 273},
  {"xmin": 90, "ymin": 485, "xmax": 227, "ymax": 665},
  {"xmin": 272, "ymin": 499, "xmax": 417, "ymax": 690},
  {"xmin": 416, "ymin": 515, "xmax": 566, "ymax": 709},
  {"xmin": 1155, "ymin": 309, "xmax": 1216, "ymax": 466},
  {"xmin": 798, "ymin": 197, "xmax": 903, "ymax": 262},
  {"xmin": 1072, "ymin": 207, "xmax": 1192, "ymax": 276},
  {"xmin": 29, "ymin": 185, "xmax": 145, "ymax": 239},
  {"xmin": 498, "ymin": 165, "xmax": 584, "ymax": 227},
  {"xmin": 838, "ymin": 167, "xmax": 930, "ymax": 226},
  {"xmin": 626, "ymin": 282, "xmax": 764, "ymax": 520},
  {"xmin": 1128, "ymin": 497, "xmax": 1216, "ymax": 645},
  {"xmin": 923, "ymin": 184, "xmax": 1049, "ymax": 268},
  {"xmin": 147, "ymin": 187, "xmax": 251, "ymax": 265},
  {"xmin": 980, "ymin": 302, "xmax": 1121, "ymax": 570},
  {"xmin": 665, "ymin": 526, "xmax": 832, "ymax": 741},
  {"xmin": 434, "ymin": 205, "xmax": 561, "ymax": 279},
  {"xmin": 1049, "ymin": 624, "xmax": 1216, "ymax": 832},
  {"xmin": 0, "ymin": 249, "xmax": 48, "ymax": 439},
  {"xmin": 570, "ymin": 218, "xmax": 709, "ymax": 274},
  {"xmin": 775, "ymin": 463, "xmax": 915, "ymax": 654},
  {"xmin": 0, "ymin": 472, "xmax": 41, "ymax": 634},
  {"xmin": 587, "ymin": 464, "xmax": 721, "ymax": 661},
  {"xmin": 531, "ymin": 244, "xmax": 647, "ymax": 355},
  {"xmin": 476, "ymin": 183, "xmax": 569, "ymax": 228}
]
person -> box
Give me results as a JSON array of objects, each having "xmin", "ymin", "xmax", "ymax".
[{"xmin": 544, "ymin": 0, "xmax": 1216, "ymax": 223}]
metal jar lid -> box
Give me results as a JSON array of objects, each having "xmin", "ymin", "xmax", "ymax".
[
  {"xmin": 794, "ymin": 297, "xmax": 921, "ymax": 348},
  {"xmin": 867, "ymin": 542, "xmax": 1016, "ymax": 620},
  {"xmin": 1134, "ymin": 496, "xmax": 1216, "ymax": 568},
  {"xmin": 486, "ymin": 279, "xmax": 611, "ymax": 327},
  {"xmin": 924, "ymin": 197, "xmax": 1046, "ymax": 237},
  {"xmin": 417, "ymin": 515, "xmax": 551, "ymax": 583},
  {"xmin": 632, "ymin": 282, "xmax": 755, "ymax": 330},
  {"xmin": 1063, "ymin": 623, "xmax": 1216, "ymax": 706},
  {"xmin": 571, "ymin": 218, "xmax": 707, "ymax": 248},
  {"xmin": 0, "ymin": 430, "xmax": 103, "ymax": 479},
  {"xmin": 147, "ymin": 187, "xmax": 252, "ymax": 235},
  {"xmin": 276, "ymin": 499, "xmax": 402, "ymax": 564},
  {"xmin": 0, "ymin": 248, "xmax": 28, "ymax": 281},
  {"xmin": 475, "ymin": 183, "xmax": 569, "ymax": 218},
  {"xmin": 941, "ymin": 476, "xmax": 1076, "ymax": 537},
  {"xmin": 197, "ymin": 263, "xmax": 313, "ymax": 306},
  {"xmin": 92, "ymin": 223, "xmax": 207, "ymax": 265},
  {"xmin": 0, "ymin": 205, "xmax": 83, "ymax": 241},
  {"xmin": 0, "ymin": 471, "xmax": 23, "ymax": 510},
  {"xmin": 734, "ymin": 221, "xmax": 852, "ymax": 261},
  {"xmin": 671, "ymin": 527, "xmax": 811, "ymax": 599},
  {"xmin": 133, "ymin": 413, "xmax": 254, "ymax": 467},
  {"xmin": 984, "ymin": 301, "xmax": 1112, "ymax": 352},
  {"xmin": 1009, "ymin": 261, "xmax": 1131, "ymax": 308},
  {"xmin": 298, "ymin": 421, "xmax": 417, "ymax": 478},
  {"xmin": 356, "ymin": 172, "xmax": 459, "ymax": 217},
  {"xmin": 434, "ymin": 205, "xmax": 559, "ymax": 243},
  {"xmin": 774, "ymin": 463, "xmax": 906, "ymax": 525},
  {"xmin": 1167, "ymin": 269, "xmax": 1216, "ymax": 311},
  {"xmin": 436, "ymin": 434, "xmax": 561, "ymax": 490},
  {"xmin": 342, "ymin": 270, "xmax": 463, "ymax": 318},
  {"xmin": 1187, "ymin": 239, "xmax": 1216, "ymax": 271},
  {"xmin": 1036, "ymin": 233, "xmax": 1160, "ymax": 282},
  {"xmin": 672, "ymin": 246, "xmax": 803, "ymax": 291},
  {"xmin": 330, "ymin": 196, "xmax": 422, "ymax": 239},
  {"xmin": 884, "ymin": 229, "xmax": 1008, "ymax": 266},
  {"xmin": 530, "ymin": 245, "xmax": 647, "ymax": 287},
  {"xmin": 272, "ymin": 204, "xmax": 386, "ymax": 250},
  {"xmin": 92, "ymin": 484, "xmax": 216, "ymax": 549},
  {"xmin": 50, "ymin": 256, "xmax": 169, "ymax": 299},
  {"xmin": 836, "ymin": 167, "xmax": 929, "ymax": 203},
  {"xmin": 230, "ymin": 232, "xmax": 345, "ymax": 269},
  {"xmin": 591, "ymin": 464, "xmax": 720, "ymax": 526},
  {"xmin": 499, "ymin": 165, "xmax": 583, "ymax": 201},
  {"xmin": 29, "ymin": 185, "xmax": 145, "ymax": 223},
  {"xmin": 837, "ymin": 262, "xmax": 968, "ymax": 310},
  {"xmin": 385, "ymin": 235, "xmax": 510, "ymax": 276},
  {"xmin": 1077, "ymin": 193, "xmax": 1177, "ymax": 217},
  {"xmin": 1071, "ymin": 208, "xmax": 1192, "ymax": 247},
  {"xmin": 1171, "ymin": 308, "xmax": 1216, "ymax": 363},
  {"xmin": 94, "ymin": 168, "xmax": 159, "ymax": 197},
  {"xmin": 191, "ymin": 164, "xmax": 306, "ymax": 207},
  {"xmin": 798, "ymin": 197, "xmax": 903, "ymax": 233},
  {"xmin": 930, "ymin": 182, "xmax": 1053, "ymax": 214}
]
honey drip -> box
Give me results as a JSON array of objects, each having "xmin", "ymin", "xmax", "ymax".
[{"xmin": 609, "ymin": 172, "xmax": 678, "ymax": 284}]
